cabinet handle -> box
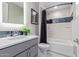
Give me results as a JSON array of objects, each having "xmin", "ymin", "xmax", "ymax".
[
  {"xmin": 27, "ymin": 48, "xmax": 30, "ymax": 57},
  {"xmin": 27, "ymin": 50, "xmax": 29, "ymax": 57}
]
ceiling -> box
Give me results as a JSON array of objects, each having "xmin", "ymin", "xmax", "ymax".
[
  {"xmin": 39, "ymin": 2, "xmax": 72, "ymax": 9},
  {"xmin": 8, "ymin": 2, "xmax": 72, "ymax": 10}
]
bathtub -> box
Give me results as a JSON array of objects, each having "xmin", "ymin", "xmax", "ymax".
[{"xmin": 47, "ymin": 38, "xmax": 75, "ymax": 57}]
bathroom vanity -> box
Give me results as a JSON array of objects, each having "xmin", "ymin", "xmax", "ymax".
[{"xmin": 0, "ymin": 35, "xmax": 38, "ymax": 57}]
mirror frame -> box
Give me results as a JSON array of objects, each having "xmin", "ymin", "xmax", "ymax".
[{"xmin": 31, "ymin": 8, "xmax": 38, "ymax": 25}]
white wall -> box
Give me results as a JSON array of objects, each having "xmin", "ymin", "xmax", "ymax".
[
  {"xmin": 47, "ymin": 23, "xmax": 72, "ymax": 43},
  {"xmin": 25, "ymin": 2, "xmax": 39, "ymax": 35},
  {"xmin": 47, "ymin": 5, "xmax": 72, "ymax": 43},
  {"xmin": 0, "ymin": 2, "xmax": 2, "ymax": 23},
  {"xmin": 38, "ymin": 7, "xmax": 43, "ymax": 42},
  {"xmin": 72, "ymin": 3, "xmax": 79, "ymax": 40},
  {"xmin": 72, "ymin": 3, "xmax": 79, "ymax": 56}
]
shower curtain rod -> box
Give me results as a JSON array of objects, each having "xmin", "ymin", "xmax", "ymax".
[{"xmin": 45, "ymin": 3, "xmax": 72, "ymax": 10}]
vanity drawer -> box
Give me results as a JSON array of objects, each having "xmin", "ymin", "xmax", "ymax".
[{"xmin": 0, "ymin": 41, "xmax": 27, "ymax": 57}]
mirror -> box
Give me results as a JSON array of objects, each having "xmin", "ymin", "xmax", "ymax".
[{"xmin": 2, "ymin": 2, "xmax": 24, "ymax": 24}]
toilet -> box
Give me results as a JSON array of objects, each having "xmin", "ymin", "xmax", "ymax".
[{"xmin": 38, "ymin": 43, "xmax": 50, "ymax": 56}]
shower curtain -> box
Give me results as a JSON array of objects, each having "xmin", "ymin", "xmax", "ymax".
[{"xmin": 40, "ymin": 10, "xmax": 47, "ymax": 43}]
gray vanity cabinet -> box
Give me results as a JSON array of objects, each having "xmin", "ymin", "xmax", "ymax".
[{"xmin": 0, "ymin": 38, "xmax": 38, "ymax": 57}]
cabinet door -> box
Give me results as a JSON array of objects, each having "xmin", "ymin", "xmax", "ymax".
[
  {"xmin": 29, "ymin": 44, "xmax": 38, "ymax": 57},
  {"xmin": 16, "ymin": 50, "xmax": 28, "ymax": 57}
]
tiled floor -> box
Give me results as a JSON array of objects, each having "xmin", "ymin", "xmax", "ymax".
[{"xmin": 38, "ymin": 48, "xmax": 66, "ymax": 57}]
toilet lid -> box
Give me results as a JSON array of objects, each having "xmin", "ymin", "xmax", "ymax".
[{"xmin": 38, "ymin": 43, "xmax": 50, "ymax": 48}]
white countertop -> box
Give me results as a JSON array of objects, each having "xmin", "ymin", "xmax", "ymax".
[{"xmin": 0, "ymin": 35, "xmax": 38, "ymax": 49}]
